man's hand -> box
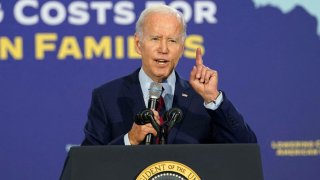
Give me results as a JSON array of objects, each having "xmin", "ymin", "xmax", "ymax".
[
  {"xmin": 128, "ymin": 110, "xmax": 160, "ymax": 145},
  {"xmin": 189, "ymin": 48, "xmax": 220, "ymax": 103}
]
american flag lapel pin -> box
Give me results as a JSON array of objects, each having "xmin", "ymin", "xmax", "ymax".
[{"xmin": 182, "ymin": 93, "xmax": 188, "ymax": 97}]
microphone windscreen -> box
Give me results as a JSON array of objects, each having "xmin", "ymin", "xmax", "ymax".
[
  {"xmin": 148, "ymin": 82, "xmax": 162, "ymax": 99},
  {"xmin": 135, "ymin": 109, "xmax": 153, "ymax": 125},
  {"xmin": 164, "ymin": 108, "xmax": 183, "ymax": 124}
]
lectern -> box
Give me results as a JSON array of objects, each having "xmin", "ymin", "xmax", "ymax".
[{"xmin": 61, "ymin": 144, "xmax": 263, "ymax": 180}]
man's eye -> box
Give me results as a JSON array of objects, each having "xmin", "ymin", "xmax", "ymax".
[
  {"xmin": 151, "ymin": 37, "xmax": 159, "ymax": 41},
  {"xmin": 169, "ymin": 39, "xmax": 177, "ymax": 43}
]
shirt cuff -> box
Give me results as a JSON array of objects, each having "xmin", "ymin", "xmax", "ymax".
[
  {"xmin": 203, "ymin": 91, "xmax": 223, "ymax": 110},
  {"xmin": 124, "ymin": 133, "xmax": 131, "ymax": 145}
]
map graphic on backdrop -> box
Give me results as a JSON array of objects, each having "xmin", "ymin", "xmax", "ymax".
[
  {"xmin": 1, "ymin": 1, "xmax": 319, "ymax": 180},
  {"xmin": 252, "ymin": 0, "xmax": 320, "ymax": 36}
]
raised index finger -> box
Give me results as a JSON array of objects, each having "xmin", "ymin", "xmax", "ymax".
[{"xmin": 195, "ymin": 48, "xmax": 203, "ymax": 66}]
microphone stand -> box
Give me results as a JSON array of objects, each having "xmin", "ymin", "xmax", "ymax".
[
  {"xmin": 159, "ymin": 127, "xmax": 167, "ymax": 144},
  {"xmin": 159, "ymin": 108, "xmax": 183, "ymax": 145}
]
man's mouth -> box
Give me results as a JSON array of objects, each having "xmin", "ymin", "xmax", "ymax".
[{"xmin": 155, "ymin": 59, "xmax": 169, "ymax": 65}]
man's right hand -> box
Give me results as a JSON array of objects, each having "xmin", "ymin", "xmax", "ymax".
[
  {"xmin": 128, "ymin": 110, "xmax": 160, "ymax": 145},
  {"xmin": 128, "ymin": 123, "xmax": 158, "ymax": 145}
]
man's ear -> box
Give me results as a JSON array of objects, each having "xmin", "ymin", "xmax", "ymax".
[{"xmin": 134, "ymin": 34, "xmax": 142, "ymax": 55}]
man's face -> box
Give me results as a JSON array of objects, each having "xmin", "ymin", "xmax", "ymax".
[{"xmin": 135, "ymin": 13, "xmax": 185, "ymax": 82}]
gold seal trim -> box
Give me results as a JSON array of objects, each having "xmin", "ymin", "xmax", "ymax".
[{"xmin": 136, "ymin": 161, "xmax": 201, "ymax": 180}]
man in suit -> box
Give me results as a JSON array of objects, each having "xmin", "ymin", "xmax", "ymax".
[{"xmin": 81, "ymin": 5, "xmax": 257, "ymax": 146}]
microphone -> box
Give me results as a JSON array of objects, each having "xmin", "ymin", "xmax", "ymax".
[
  {"xmin": 164, "ymin": 108, "xmax": 183, "ymax": 131},
  {"xmin": 148, "ymin": 82, "xmax": 162, "ymax": 109},
  {"xmin": 134, "ymin": 109, "xmax": 160, "ymax": 133},
  {"xmin": 145, "ymin": 82, "xmax": 162, "ymax": 145},
  {"xmin": 159, "ymin": 108, "xmax": 183, "ymax": 144},
  {"xmin": 135, "ymin": 109, "xmax": 153, "ymax": 125}
]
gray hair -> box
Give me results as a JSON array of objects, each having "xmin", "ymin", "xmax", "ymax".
[{"xmin": 135, "ymin": 5, "xmax": 187, "ymax": 40}]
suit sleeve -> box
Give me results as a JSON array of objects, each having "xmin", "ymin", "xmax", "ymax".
[
  {"xmin": 81, "ymin": 89, "xmax": 125, "ymax": 145},
  {"xmin": 207, "ymin": 92, "xmax": 257, "ymax": 143}
]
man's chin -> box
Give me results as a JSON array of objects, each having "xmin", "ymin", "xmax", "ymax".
[{"xmin": 153, "ymin": 73, "xmax": 170, "ymax": 82}]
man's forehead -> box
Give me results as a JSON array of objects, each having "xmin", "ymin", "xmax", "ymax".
[{"xmin": 143, "ymin": 17, "xmax": 182, "ymax": 34}]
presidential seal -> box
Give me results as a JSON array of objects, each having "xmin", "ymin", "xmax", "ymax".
[{"xmin": 136, "ymin": 161, "xmax": 201, "ymax": 180}]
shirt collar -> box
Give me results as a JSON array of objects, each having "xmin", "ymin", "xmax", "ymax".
[{"xmin": 139, "ymin": 68, "xmax": 176, "ymax": 105}]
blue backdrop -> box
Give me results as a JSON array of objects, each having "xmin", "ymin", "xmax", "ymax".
[{"xmin": 1, "ymin": 1, "xmax": 319, "ymax": 179}]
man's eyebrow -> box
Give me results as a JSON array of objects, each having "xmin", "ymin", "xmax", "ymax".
[
  {"xmin": 147, "ymin": 35, "xmax": 182, "ymax": 41},
  {"xmin": 149, "ymin": 35, "xmax": 161, "ymax": 38}
]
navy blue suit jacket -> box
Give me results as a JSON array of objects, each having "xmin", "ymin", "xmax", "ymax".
[{"xmin": 81, "ymin": 69, "xmax": 257, "ymax": 145}]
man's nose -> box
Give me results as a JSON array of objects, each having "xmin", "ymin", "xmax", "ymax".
[{"xmin": 158, "ymin": 40, "xmax": 169, "ymax": 54}]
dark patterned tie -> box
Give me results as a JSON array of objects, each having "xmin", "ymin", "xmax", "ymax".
[
  {"xmin": 157, "ymin": 96, "xmax": 165, "ymax": 125},
  {"xmin": 156, "ymin": 95, "xmax": 165, "ymax": 144}
]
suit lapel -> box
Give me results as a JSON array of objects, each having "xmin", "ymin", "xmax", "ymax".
[
  {"xmin": 167, "ymin": 73, "xmax": 193, "ymax": 144},
  {"xmin": 121, "ymin": 69, "xmax": 146, "ymax": 129}
]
